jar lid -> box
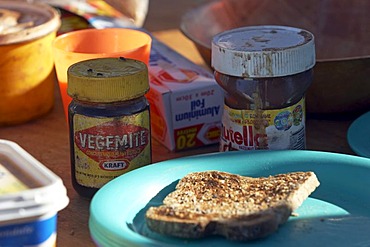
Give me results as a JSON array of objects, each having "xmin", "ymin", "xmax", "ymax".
[
  {"xmin": 211, "ymin": 25, "xmax": 315, "ymax": 78},
  {"xmin": 67, "ymin": 57, "xmax": 149, "ymax": 102},
  {"xmin": 0, "ymin": 1, "xmax": 60, "ymax": 45}
]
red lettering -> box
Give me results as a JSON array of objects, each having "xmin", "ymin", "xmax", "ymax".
[
  {"xmin": 222, "ymin": 125, "xmax": 254, "ymax": 147},
  {"xmin": 243, "ymin": 125, "xmax": 253, "ymax": 146},
  {"xmin": 234, "ymin": 131, "xmax": 243, "ymax": 145}
]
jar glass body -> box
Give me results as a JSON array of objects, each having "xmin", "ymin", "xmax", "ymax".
[
  {"xmin": 214, "ymin": 70, "xmax": 313, "ymax": 110},
  {"xmin": 68, "ymin": 96, "xmax": 151, "ymax": 198},
  {"xmin": 214, "ymin": 69, "xmax": 313, "ymax": 151}
]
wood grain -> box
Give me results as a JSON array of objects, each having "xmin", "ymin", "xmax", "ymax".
[{"xmin": 0, "ymin": 0, "xmax": 358, "ymax": 246}]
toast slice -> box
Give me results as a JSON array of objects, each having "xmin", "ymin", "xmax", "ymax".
[{"xmin": 145, "ymin": 170, "xmax": 320, "ymax": 241}]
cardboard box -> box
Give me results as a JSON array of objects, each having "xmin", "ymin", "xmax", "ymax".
[{"xmin": 147, "ymin": 38, "xmax": 223, "ymax": 151}]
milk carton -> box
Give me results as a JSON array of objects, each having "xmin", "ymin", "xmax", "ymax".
[{"xmin": 147, "ymin": 38, "xmax": 223, "ymax": 151}]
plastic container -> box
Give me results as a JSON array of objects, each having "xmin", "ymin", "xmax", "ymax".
[
  {"xmin": 0, "ymin": 139, "xmax": 69, "ymax": 246},
  {"xmin": 0, "ymin": 1, "xmax": 61, "ymax": 125},
  {"xmin": 212, "ymin": 25, "xmax": 315, "ymax": 151},
  {"xmin": 68, "ymin": 57, "xmax": 152, "ymax": 198}
]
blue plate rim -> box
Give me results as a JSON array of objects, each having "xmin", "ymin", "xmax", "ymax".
[
  {"xmin": 89, "ymin": 150, "xmax": 370, "ymax": 247},
  {"xmin": 347, "ymin": 111, "xmax": 370, "ymax": 158}
]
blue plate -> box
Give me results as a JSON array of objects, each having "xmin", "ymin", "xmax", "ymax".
[
  {"xmin": 89, "ymin": 150, "xmax": 370, "ymax": 247},
  {"xmin": 347, "ymin": 111, "xmax": 370, "ymax": 158}
]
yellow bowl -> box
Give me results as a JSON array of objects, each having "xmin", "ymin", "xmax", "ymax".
[
  {"xmin": 180, "ymin": 0, "xmax": 370, "ymax": 114},
  {"xmin": 0, "ymin": 1, "xmax": 60, "ymax": 125}
]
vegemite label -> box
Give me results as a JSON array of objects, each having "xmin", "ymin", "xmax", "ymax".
[
  {"xmin": 72, "ymin": 110, "xmax": 151, "ymax": 188},
  {"xmin": 220, "ymin": 98, "xmax": 305, "ymax": 151}
]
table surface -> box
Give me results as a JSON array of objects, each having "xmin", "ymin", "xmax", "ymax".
[{"xmin": 0, "ymin": 0, "xmax": 361, "ymax": 246}]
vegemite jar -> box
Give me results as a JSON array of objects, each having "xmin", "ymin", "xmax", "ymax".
[
  {"xmin": 211, "ymin": 26, "xmax": 315, "ymax": 151},
  {"xmin": 67, "ymin": 57, "xmax": 151, "ymax": 198}
]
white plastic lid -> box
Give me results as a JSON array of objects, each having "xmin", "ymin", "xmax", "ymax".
[
  {"xmin": 0, "ymin": 140, "xmax": 69, "ymax": 223},
  {"xmin": 211, "ymin": 25, "xmax": 315, "ymax": 78},
  {"xmin": 0, "ymin": 1, "xmax": 61, "ymax": 45}
]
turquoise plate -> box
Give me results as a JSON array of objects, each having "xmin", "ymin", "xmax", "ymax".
[
  {"xmin": 89, "ymin": 150, "xmax": 370, "ymax": 247},
  {"xmin": 347, "ymin": 111, "xmax": 370, "ymax": 158}
]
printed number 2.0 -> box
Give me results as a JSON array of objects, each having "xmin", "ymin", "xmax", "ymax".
[{"xmin": 176, "ymin": 133, "xmax": 196, "ymax": 150}]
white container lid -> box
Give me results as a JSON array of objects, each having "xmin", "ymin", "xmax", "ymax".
[
  {"xmin": 211, "ymin": 25, "xmax": 316, "ymax": 78},
  {"xmin": 0, "ymin": 1, "xmax": 60, "ymax": 45},
  {"xmin": 0, "ymin": 140, "xmax": 69, "ymax": 223}
]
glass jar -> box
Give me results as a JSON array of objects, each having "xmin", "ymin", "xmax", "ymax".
[
  {"xmin": 211, "ymin": 26, "xmax": 315, "ymax": 151},
  {"xmin": 67, "ymin": 57, "xmax": 151, "ymax": 198}
]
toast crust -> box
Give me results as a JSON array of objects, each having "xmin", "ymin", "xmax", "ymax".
[{"xmin": 146, "ymin": 170, "xmax": 320, "ymax": 241}]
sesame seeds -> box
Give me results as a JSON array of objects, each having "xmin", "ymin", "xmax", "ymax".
[
  {"xmin": 161, "ymin": 171, "xmax": 314, "ymax": 218},
  {"xmin": 146, "ymin": 170, "xmax": 320, "ymax": 240}
]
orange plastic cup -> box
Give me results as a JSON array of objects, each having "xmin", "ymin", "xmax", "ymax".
[{"xmin": 52, "ymin": 28, "xmax": 152, "ymax": 119}]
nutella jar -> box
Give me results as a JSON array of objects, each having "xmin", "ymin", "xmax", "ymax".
[{"xmin": 212, "ymin": 26, "xmax": 315, "ymax": 151}]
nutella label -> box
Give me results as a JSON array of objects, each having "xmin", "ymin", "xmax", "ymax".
[
  {"xmin": 73, "ymin": 110, "xmax": 151, "ymax": 188},
  {"xmin": 220, "ymin": 98, "xmax": 305, "ymax": 151}
]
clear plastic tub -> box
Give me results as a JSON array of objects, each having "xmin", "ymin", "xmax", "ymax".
[{"xmin": 0, "ymin": 139, "xmax": 69, "ymax": 246}]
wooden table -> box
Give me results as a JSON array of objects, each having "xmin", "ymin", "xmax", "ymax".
[{"xmin": 0, "ymin": 0, "xmax": 359, "ymax": 246}]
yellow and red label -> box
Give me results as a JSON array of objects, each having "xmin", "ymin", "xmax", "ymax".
[
  {"xmin": 174, "ymin": 123, "xmax": 221, "ymax": 150},
  {"xmin": 72, "ymin": 110, "xmax": 151, "ymax": 188},
  {"xmin": 220, "ymin": 98, "xmax": 306, "ymax": 151}
]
